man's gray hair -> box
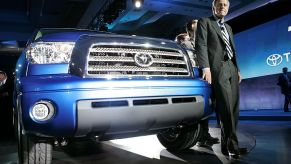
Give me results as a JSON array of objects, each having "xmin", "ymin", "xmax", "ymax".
[{"xmin": 212, "ymin": 0, "xmax": 230, "ymax": 8}]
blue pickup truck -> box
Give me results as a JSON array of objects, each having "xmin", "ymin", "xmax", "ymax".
[{"xmin": 14, "ymin": 28, "xmax": 212, "ymax": 163}]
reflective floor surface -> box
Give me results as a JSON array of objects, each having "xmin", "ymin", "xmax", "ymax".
[{"xmin": 0, "ymin": 120, "xmax": 290, "ymax": 164}]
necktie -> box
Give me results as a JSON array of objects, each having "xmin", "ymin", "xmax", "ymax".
[{"xmin": 219, "ymin": 20, "xmax": 233, "ymax": 59}]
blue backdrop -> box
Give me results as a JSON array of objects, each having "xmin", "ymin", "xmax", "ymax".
[{"xmin": 235, "ymin": 14, "xmax": 291, "ymax": 79}]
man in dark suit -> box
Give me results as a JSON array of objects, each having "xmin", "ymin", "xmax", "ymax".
[
  {"xmin": 195, "ymin": 0, "xmax": 245, "ymax": 158},
  {"xmin": 277, "ymin": 67, "xmax": 291, "ymax": 112}
]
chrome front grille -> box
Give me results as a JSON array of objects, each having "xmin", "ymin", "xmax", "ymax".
[{"xmin": 87, "ymin": 45, "xmax": 190, "ymax": 77}]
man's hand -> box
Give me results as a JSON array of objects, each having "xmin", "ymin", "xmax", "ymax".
[
  {"xmin": 238, "ymin": 72, "xmax": 242, "ymax": 84},
  {"xmin": 202, "ymin": 68, "xmax": 212, "ymax": 84}
]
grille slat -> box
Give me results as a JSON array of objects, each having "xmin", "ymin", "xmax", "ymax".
[
  {"xmin": 89, "ymin": 56, "xmax": 186, "ymax": 65},
  {"xmin": 89, "ymin": 47, "xmax": 183, "ymax": 57},
  {"xmin": 89, "ymin": 56, "xmax": 134, "ymax": 62},
  {"xmin": 87, "ymin": 66, "xmax": 188, "ymax": 73},
  {"xmin": 86, "ymin": 46, "xmax": 190, "ymax": 77}
]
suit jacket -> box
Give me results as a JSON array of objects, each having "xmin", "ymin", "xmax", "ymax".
[
  {"xmin": 277, "ymin": 74, "xmax": 291, "ymax": 94},
  {"xmin": 195, "ymin": 16, "xmax": 239, "ymax": 80}
]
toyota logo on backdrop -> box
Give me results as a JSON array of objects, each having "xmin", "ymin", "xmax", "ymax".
[
  {"xmin": 266, "ymin": 54, "xmax": 283, "ymax": 66},
  {"xmin": 266, "ymin": 52, "xmax": 290, "ymax": 67}
]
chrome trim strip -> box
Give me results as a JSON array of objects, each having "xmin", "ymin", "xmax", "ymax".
[
  {"xmin": 87, "ymin": 66, "xmax": 188, "ymax": 73},
  {"xmin": 88, "ymin": 56, "xmax": 186, "ymax": 65},
  {"xmin": 89, "ymin": 47, "xmax": 183, "ymax": 57}
]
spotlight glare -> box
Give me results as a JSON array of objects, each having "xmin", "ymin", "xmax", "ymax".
[
  {"xmin": 143, "ymin": 42, "xmax": 151, "ymax": 48},
  {"xmin": 133, "ymin": 0, "xmax": 143, "ymax": 9},
  {"xmin": 135, "ymin": 1, "xmax": 141, "ymax": 8}
]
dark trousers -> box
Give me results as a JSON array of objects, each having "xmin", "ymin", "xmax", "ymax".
[
  {"xmin": 284, "ymin": 94, "xmax": 291, "ymax": 112},
  {"xmin": 213, "ymin": 60, "xmax": 240, "ymax": 151},
  {"xmin": 211, "ymin": 97, "xmax": 221, "ymax": 126},
  {"xmin": 200, "ymin": 119, "xmax": 209, "ymax": 136}
]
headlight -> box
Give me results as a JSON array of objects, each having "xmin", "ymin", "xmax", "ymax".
[{"xmin": 26, "ymin": 42, "xmax": 75, "ymax": 64}]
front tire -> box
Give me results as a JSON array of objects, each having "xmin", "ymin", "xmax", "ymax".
[
  {"xmin": 157, "ymin": 123, "xmax": 201, "ymax": 152},
  {"xmin": 15, "ymin": 112, "xmax": 52, "ymax": 164}
]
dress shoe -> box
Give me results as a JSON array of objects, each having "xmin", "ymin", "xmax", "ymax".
[
  {"xmin": 228, "ymin": 147, "xmax": 248, "ymax": 159},
  {"xmin": 205, "ymin": 134, "xmax": 220, "ymax": 144},
  {"xmin": 221, "ymin": 147, "xmax": 248, "ymax": 158},
  {"xmin": 228, "ymin": 151, "xmax": 240, "ymax": 159},
  {"xmin": 196, "ymin": 133, "xmax": 219, "ymax": 147}
]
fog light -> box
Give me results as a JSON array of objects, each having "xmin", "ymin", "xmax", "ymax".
[{"xmin": 31, "ymin": 101, "xmax": 55, "ymax": 121}]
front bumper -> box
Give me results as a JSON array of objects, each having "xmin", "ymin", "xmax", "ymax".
[{"xmin": 18, "ymin": 75, "xmax": 212, "ymax": 137}]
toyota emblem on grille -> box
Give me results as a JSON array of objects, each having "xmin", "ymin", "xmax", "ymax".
[{"xmin": 134, "ymin": 53, "xmax": 154, "ymax": 67}]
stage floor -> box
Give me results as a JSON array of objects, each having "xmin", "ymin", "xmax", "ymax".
[{"xmin": 0, "ymin": 120, "xmax": 290, "ymax": 164}]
